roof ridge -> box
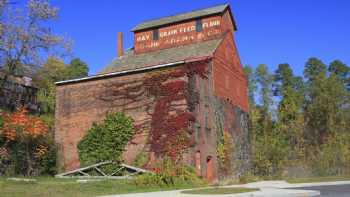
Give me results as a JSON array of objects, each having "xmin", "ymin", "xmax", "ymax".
[
  {"xmin": 132, "ymin": 3, "xmax": 229, "ymax": 32},
  {"xmin": 134, "ymin": 3, "xmax": 228, "ymax": 25}
]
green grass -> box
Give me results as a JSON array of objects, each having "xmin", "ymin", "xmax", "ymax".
[
  {"xmin": 287, "ymin": 176, "xmax": 350, "ymax": 183},
  {"xmin": 0, "ymin": 177, "xmax": 199, "ymax": 197},
  {"xmin": 181, "ymin": 187, "xmax": 259, "ymax": 195}
]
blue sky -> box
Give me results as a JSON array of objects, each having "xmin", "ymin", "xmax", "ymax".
[{"xmin": 50, "ymin": 0, "xmax": 350, "ymax": 76}]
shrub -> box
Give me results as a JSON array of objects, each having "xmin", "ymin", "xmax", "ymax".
[
  {"xmin": 39, "ymin": 138, "xmax": 57, "ymax": 175},
  {"xmin": 0, "ymin": 108, "xmax": 55, "ymax": 176},
  {"xmin": 133, "ymin": 151, "xmax": 149, "ymax": 168},
  {"xmin": 134, "ymin": 157, "xmax": 205, "ymax": 187},
  {"xmin": 311, "ymin": 133, "xmax": 350, "ymax": 176},
  {"xmin": 77, "ymin": 112, "xmax": 135, "ymax": 166},
  {"xmin": 251, "ymin": 130, "xmax": 289, "ymax": 178}
]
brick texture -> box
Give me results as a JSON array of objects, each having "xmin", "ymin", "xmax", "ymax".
[
  {"xmin": 55, "ymin": 7, "xmax": 250, "ymax": 182},
  {"xmin": 212, "ymin": 32, "xmax": 249, "ymax": 112}
]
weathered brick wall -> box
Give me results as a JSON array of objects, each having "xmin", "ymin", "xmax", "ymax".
[
  {"xmin": 55, "ymin": 71, "xmax": 151, "ymax": 170},
  {"xmin": 55, "ymin": 64, "xmax": 215, "ymax": 173},
  {"xmin": 212, "ymin": 32, "xmax": 249, "ymax": 112},
  {"xmin": 187, "ymin": 58, "xmax": 250, "ymax": 181},
  {"xmin": 190, "ymin": 61, "xmax": 218, "ymax": 180},
  {"xmin": 55, "ymin": 61, "xmax": 250, "ymax": 182},
  {"xmin": 205, "ymin": 27, "xmax": 250, "ymax": 180},
  {"xmin": 210, "ymin": 97, "xmax": 250, "ymax": 179},
  {"xmin": 221, "ymin": 9, "xmax": 236, "ymax": 34}
]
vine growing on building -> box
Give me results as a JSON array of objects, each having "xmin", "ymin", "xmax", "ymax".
[{"xmin": 99, "ymin": 61, "xmax": 209, "ymax": 163}]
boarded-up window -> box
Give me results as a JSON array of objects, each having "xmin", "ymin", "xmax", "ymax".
[
  {"xmin": 153, "ymin": 29, "xmax": 159, "ymax": 40},
  {"xmin": 196, "ymin": 19, "xmax": 203, "ymax": 32},
  {"xmin": 195, "ymin": 151, "xmax": 201, "ymax": 176}
]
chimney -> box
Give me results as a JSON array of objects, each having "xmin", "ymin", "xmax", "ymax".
[{"xmin": 117, "ymin": 32, "xmax": 123, "ymax": 58}]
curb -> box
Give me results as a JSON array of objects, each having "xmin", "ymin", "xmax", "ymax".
[
  {"xmin": 216, "ymin": 189, "xmax": 321, "ymax": 197},
  {"xmin": 283, "ymin": 180, "xmax": 350, "ymax": 188}
]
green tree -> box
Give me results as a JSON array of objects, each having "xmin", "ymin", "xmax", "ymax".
[
  {"xmin": 249, "ymin": 64, "xmax": 289, "ymax": 176},
  {"xmin": 255, "ymin": 64, "xmax": 273, "ymax": 113},
  {"xmin": 66, "ymin": 58, "xmax": 89, "ymax": 79},
  {"xmin": 34, "ymin": 57, "xmax": 67, "ymax": 115},
  {"xmin": 243, "ymin": 65, "xmax": 257, "ymax": 105},
  {"xmin": 304, "ymin": 57, "xmax": 327, "ymax": 82},
  {"xmin": 254, "ymin": 64, "xmax": 274, "ymax": 136},
  {"xmin": 246, "ymin": 58, "xmax": 350, "ymax": 177},
  {"xmin": 323, "ymin": 72, "xmax": 349, "ymax": 135},
  {"xmin": 328, "ymin": 60, "xmax": 350, "ymax": 90},
  {"xmin": 303, "ymin": 58, "xmax": 328, "ymax": 145},
  {"xmin": 274, "ymin": 64, "xmax": 304, "ymax": 129},
  {"xmin": 274, "ymin": 63, "xmax": 305, "ymax": 160},
  {"xmin": 34, "ymin": 57, "xmax": 89, "ymax": 118},
  {"xmin": 304, "ymin": 58, "xmax": 349, "ymax": 145}
]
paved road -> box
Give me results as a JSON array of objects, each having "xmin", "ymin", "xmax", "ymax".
[
  {"xmin": 292, "ymin": 184, "xmax": 350, "ymax": 197},
  {"xmin": 100, "ymin": 181, "xmax": 349, "ymax": 197}
]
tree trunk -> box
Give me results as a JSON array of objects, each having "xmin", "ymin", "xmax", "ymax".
[{"xmin": 25, "ymin": 142, "xmax": 33, "ymax": 176}]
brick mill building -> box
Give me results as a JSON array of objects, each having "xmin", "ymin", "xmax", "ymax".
[{"xmin": 55, "ymin": 4, "xmax": 250, "ymax": 181}]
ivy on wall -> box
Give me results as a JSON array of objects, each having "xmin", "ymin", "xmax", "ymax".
[
  {"xmin": 217, "ymin": 132, "xmax": 234, "ymax": 175},
  {"xmin": 144, "ymin": 62, "xmax": 208, "ymax": 161},
  {"xmin": 85, "ymin": 61, "xmax": 209, "ymax": 166},
  {"xmin": 215, "ymin": 109, "xmax": 236, "ymax": 177}
]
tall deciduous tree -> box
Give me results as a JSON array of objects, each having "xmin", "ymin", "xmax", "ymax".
[
  {"xmin": 274, "ymin": 64, "xmax": 304, "ymax": 125},
  {"xmin": 244, "ymin": 65, "xmax": 257, "ymax": 106},
  {"xmin": 0, "ymin": 0, "xmax": 70, "ymax": 73},
  {"xmin": 274, "ymin": 63, "xmax": 305, "ymax": 159},
  {"xmin": 303, "ymin": 58, "xmax": 328, "ymax": 144},
  {"xmin": 255, "ymin": 64, "xmax": 274, "ymax": 132},
  {"xmin": 0, "ymin": 0, "xmax": 70, "ymax": 108},
  {"xmin": 304, "ymin": 58, "xmax": 349, "ymax": 145},
  {"xmin": 251, "ymin": 64, "xmax": 289, "ymax": 176},
  {"xmin": 34, "ymin": 57, "xmax": 67, "ymax": 115}
]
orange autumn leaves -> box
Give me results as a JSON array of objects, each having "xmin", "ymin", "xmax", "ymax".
[
  {"xmin": 0, "ymin": 108, "xmax": 48, "ymax": 141},
  {"xmin": 0, "ymin": 108, "xmax": 52, "ymax": 175}
]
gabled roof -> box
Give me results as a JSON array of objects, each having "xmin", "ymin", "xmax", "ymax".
[
  {"xmin": 132, "ymin": 4, "xmax": 235, "ymax": 32},
  {"xmin": 99, "ymin": 38, "xmax": 223, "ymax": 74}
]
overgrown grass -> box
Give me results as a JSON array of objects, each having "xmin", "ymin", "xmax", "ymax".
[
  {"xmin": 0, "ymin": 177, "xmax": 200, "ymax": 197},
  {"xmin": 181, "ymin": 187, "xmax": 259, "ymax": 195},
  {"xmin": 287, "ymin": 176, "xmax": 350, "ymax": 183}
]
